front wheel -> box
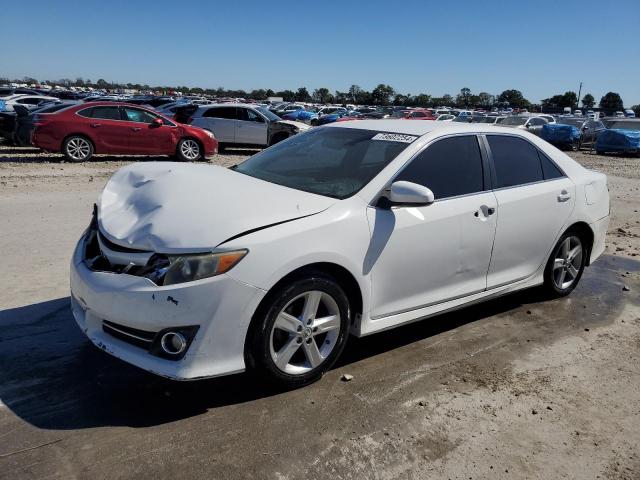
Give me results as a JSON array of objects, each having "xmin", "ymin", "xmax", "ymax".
[
  {"xmin": 246, "ymin": 274, "xmax": 351, "ymax": 388},
  {"xmin": 543, "ymin": 231, "xmax": 587, "ymax": 297},
  {"xmin": 176, "ymin": 138, "xmax": 202, "ymax": 161},
  {"xmin": 63, "ymin": 136, "xmax": 93, "ymax": 162}
]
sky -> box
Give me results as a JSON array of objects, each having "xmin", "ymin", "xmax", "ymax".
[{"xmin": 1, "ymin": 0, "xmax": 639, "ymax": 106}]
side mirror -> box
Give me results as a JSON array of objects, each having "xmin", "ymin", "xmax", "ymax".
[
  {"xmin": 388, "ymin": 181, "xmax": 435, "ymax": 206},
  {"xmin": 151, "ymin": 118, "xmax": 163, "ymax": 127}
]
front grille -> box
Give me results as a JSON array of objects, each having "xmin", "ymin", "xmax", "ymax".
[{"xmin": 102, "ymin": 320, "xmax": 157, "ymax": 350}]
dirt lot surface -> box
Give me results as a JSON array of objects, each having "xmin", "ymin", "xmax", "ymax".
[{"xmin": 1, "ymin": 146, "xmax": 639, "ymax": 480}]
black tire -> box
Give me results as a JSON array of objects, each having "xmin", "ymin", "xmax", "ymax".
[
  {"xmin": 63, "ymin": 136, "xmax": 94, "ymax": 162},
  {"xmin": 542, "ymin": 230, "xmax": 588, "ymax": 298},
  {"xmin": 175, "ymin": 138, "xmax": 202, "ymax": 162},
  {"xmin": 269, "ymin": 132, "xmax": 288, "ymax": 146},
  {"xmin": 217, "ymin": 143, "xmax": 226, "ymax": 153},
  {"xmin": 246, "ymin": 272, "xmax": 351, "ymax": 389},
  {"xmin": 596, "ymin": 150, "xmax": 605, "ymax": 155}
]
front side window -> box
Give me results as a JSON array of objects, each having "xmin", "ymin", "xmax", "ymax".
[
  {"xmin": 487, "ymin": 135, "xmax": 543, "ymax": 188},
  {"xmin": 394, "ymin": 135, "xmax": 484, "ymax": 200},
  {"xmin": 238, "ymin": 108, "xmax": 265, "ymax": 123},
  {"xmin": 123, "ymin": 107, "xmax": 158, "ymax": 124},
  {"xmin": 235, "ymin": 128, "xmax": 415, "ymax": 199}
]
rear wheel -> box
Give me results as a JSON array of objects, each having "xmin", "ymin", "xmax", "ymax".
[
  {"xmin": 543, "ymin": 231, "xmax": 587, "ymax": 297},
  {"xmin": 63, "ymin": 136, "xmax": 93, "ymax": 162},
  {"xmin": 176, "ymin": 138, "xmax": 201, "ymax": 161},
  {"xmin": 246, "ymin": 273, "xmax": 350, "ymax": 388}
]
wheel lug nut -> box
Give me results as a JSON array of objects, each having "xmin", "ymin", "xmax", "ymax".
[
  {"xmin": 307, "ymin": 319, "xmax": 312, "ymax": 325},
  {"xmin": 297, "ymin": 325, "xmax": 302, "ymax": 332},
  {"xmin": 306, "ymin": 338, "xmax": 312, "ymax": 344},
  {"xmin": 297, "ymin": 338, "xmax": 302, "ymax": 344},
  {"xmin": 313, "ymin": 327, "xmax": 318, "ymax": 332}
]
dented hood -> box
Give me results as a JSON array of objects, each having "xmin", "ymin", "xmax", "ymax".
[{"xmin": 98, "ymin": 162, "xmax": 334, "ymax": 253}]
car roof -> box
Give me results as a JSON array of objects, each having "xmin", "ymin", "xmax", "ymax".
[{"xmin": 325, "ymin": 119, "xmax": 532, "ymax": 136}]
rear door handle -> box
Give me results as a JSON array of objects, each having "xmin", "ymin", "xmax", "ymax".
[
  {"xmin": 90, "ymin": 123, "xmax": 101, "ymax": 128},
  {"xmin": 130, "ymin": 127, "xmax": 141, "ymax": 132},
  {"xmin": 474, "ymin": 206, "xmax": 496, "ymax": 218},
  {"xmin": 558, "ymin": 190, "xmax": 572, "ymax": 202}
]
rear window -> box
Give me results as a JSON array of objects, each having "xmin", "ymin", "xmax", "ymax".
[{"xmin": 487, "ymin": 135, "xmax": 543, "ymax": 188}]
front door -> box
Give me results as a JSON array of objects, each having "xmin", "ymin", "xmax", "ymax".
[
  {"xmin": 368, "ymin": 135, "xmax": 497, "ymax": 319},
  {"xmin": 484, "ymin": 134, "xmax": 575, "ymax": 288},
  {"xmin": 236, "ymin": 107, "xmax": 268, "ymax": 145},
  {"xmin": 121, "ymin": 106, "xmax": 177, "ymax": 154}
]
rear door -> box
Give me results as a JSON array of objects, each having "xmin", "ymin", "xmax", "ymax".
[
  {"xmin": 235, "ymin": 107, "xmax": 268, "ymax": 145},
  {"xmin": 77, "ymin": 106, "xmax": 130, "ymax": 153},
  {"xmin": 192, "ymin": 106, "xmax": 236, "ymax": 143},
  {"xmin": 485, "ymin": 134, "xmax": 575, "ymax": 288},
  {"xmin": 121, "ymin": 106, "xmax": 178, "ymax": 154}
]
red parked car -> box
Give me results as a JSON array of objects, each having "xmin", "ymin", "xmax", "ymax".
[
  {"xmin": 32, "ymin": 102, "xmax": 218, "ymax": 162},
  {"xmin": 403, "ymin": 109, "xmax": 436, "ymax": 120}
]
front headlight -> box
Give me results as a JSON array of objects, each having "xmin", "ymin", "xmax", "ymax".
[{"xmin": 156, "ymin": 250, "xmax": 247, "ymax": 286}]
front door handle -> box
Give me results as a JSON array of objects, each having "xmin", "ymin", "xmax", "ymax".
[
  {"xmin": 558, "ymin": 190, "xmax": 572, "ymax": 202},
  {"xmin": 474, "ymin": 205, "xmax": 496, "ymax": 219},
  {"xmin": 90, "ymin": 123, "xmax": 101, "ymax": 128},
  {"xmin": 130, "ymin": 127, "xmax": 141, "ymax": 132}
]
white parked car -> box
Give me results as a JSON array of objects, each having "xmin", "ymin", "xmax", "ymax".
[
  {"xmin": 1, "ymin": 94, "xmax": 58, "ymax": 111},
  {"xmin": 70, "ymin": 121, "xmax": 609, "ymax": 388},
  {"xmin": 435, "ymin": 114, "xmax": 455, "ymax": 121},
  {"xmin": 189, "ymin": 103, "xmax": 309, "ymax": 149}
]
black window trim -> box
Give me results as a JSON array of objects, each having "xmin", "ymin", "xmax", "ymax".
[
  {"xmin": 374, "ymin": 132, "xmax": 492, "ymax": 206},
  {"xmin": 480, "ymin": 133, "xmax": 567, "ymax": 192},
  {"xmin": 75, "ymin": 105, "xmax": 122, "ymax": 121}
]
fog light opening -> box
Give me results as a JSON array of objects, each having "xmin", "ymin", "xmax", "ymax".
[{"xmin": 160, "ymin": 331, "xmax": 187, "ymax": 355}]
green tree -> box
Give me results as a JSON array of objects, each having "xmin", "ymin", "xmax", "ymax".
[
  {"xmin": 497, "ymin": 89, "xmax": 530, "ymax": 108},
  {"xmin": 348, "ymin": 84, "xmax": 362, "ymax": 102},
  {"xmin": 313, "ymin": 87, "xmax": 333, "ymax": 103},
  {"xmin": 599, "ymin": 92, "xmax": 623, "ymax": 112},
  {"xmin": 477, "ymin": 92, "xmax": 494, "ymax": 108},
  {"xmin": 581, "ymin": 93, "xmax": 595, "ymax": 108},
  {"xmin": 371, "ymin": 84, "xmax": 395, "ymax": 105},
  {"xmin": 457, "ymin": 87, "xmax": 471, "ymax": 107},
  {"xmin": 295, "ymin": 87, "xmax": 311, "ymax": 102}
]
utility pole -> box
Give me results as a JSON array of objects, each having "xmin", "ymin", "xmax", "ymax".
[{"xmin": 577, "ymin": 81, "xmax": 583, "ymax": 110}]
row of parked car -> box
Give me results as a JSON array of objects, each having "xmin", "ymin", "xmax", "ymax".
[{"xmin": 1, "ymin": 89, "xmax": 639, "ymax": 160}]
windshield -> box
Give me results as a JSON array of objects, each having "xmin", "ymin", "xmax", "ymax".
[
  {"xmin": 256, "ymin": 106, "xmax": 281, "ymax": 122},
  {"xmin": 501, "ymin": 116, "xmax": 527, "ymax": 126},
  {"xmin": 235, "ymin": 128, "xmax": 415, "ymax": 199}
]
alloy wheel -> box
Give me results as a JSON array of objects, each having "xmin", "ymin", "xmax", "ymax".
[
  {"xmin": 552, "ymin": 236, "xmax": 583, "ymax": 290},
  {"xmin": 269, "ymin": 290, "xmax": 341, "ymax": 375},
  {"xmin": 66, "ymin": 137, "xmax": 91, "ymax": 161},
  {"xmin": 180, "ymin": 139, "xmax": 200, "ymax": 160}
]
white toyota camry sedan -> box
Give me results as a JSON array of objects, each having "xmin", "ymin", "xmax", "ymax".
[{"xmin": 70, "ymin": 120, "xmax": 610, "ymax": 387}]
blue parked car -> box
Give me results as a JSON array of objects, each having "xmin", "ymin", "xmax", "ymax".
[
  {"xmin": 282, "ymin": 109, "xmax": 318, "ymax": 123},
  {"xmin": 596, "ymin": 119, "xmax": 640, "ymax": 156},
  {"xmin": 540, "ymin": 123, "xmax": 582, "ymax": 150}
]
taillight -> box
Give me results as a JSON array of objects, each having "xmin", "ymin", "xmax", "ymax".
[{"xmin": 33, "ymin": 114, "xmax": 49, "ymax": 126}]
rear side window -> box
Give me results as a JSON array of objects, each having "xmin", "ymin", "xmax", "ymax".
[
  {"xmin": 395, "ymin": 135, "xmax": 484, "ymax": 200},
  {"xmin": 539, "ymin": 152, "xmax": 564, "ymax": 180},
  {"xmin": 78, "ymin": 106, "xmax": 121, "ymax": 120},
  {"xmin": 487, "ymin": 135, "xmax": 543, "ymax": 188},
  {"xmin": 203, "ymin": 107, "xmax": 237, "ymax": 119}
]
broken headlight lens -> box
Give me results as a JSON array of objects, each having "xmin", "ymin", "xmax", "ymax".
[{"xmin": 161, "ymin": 250, "xmax": 248, "ymax": 286}]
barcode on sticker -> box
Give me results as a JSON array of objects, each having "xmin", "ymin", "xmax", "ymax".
[{"xmin": 371, "ymin": 133, "xmax": 418, "ymax": 143}]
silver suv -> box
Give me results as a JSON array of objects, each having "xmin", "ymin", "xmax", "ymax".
[{"xmin": 190, "ymin": 103, "xmax": 309, "ymax": 149}]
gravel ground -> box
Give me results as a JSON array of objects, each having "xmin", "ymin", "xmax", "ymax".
[{"xmin": 0, "ymin": 145, "xmax": 639, "ymax": 479}]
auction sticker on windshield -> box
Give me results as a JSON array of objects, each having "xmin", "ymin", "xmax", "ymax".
[{"xmin": 371, "ymin": 133, "xmax": 418, "ymax": 143}]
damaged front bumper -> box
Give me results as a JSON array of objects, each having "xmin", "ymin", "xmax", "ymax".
[{"xmin": 69, "ymin": 235, "xmax": 266, "ymax": 380}]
